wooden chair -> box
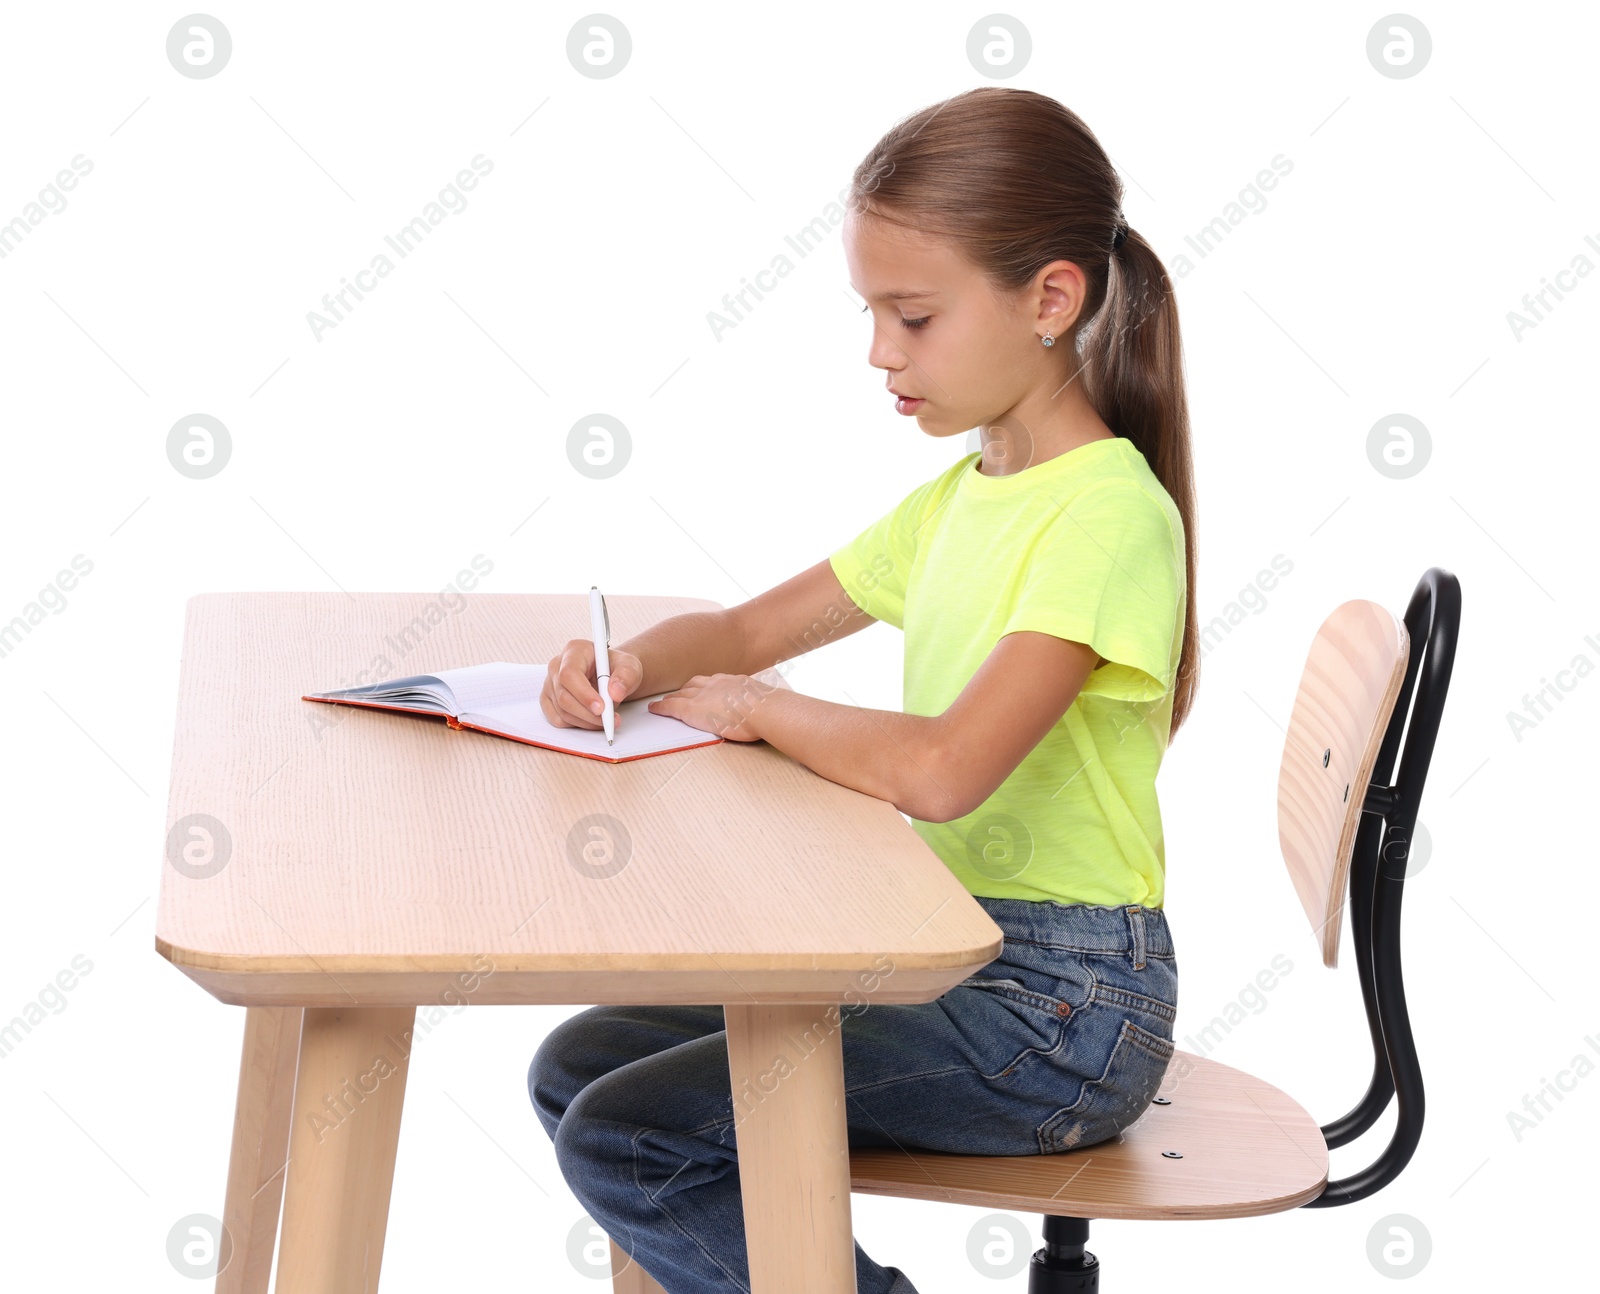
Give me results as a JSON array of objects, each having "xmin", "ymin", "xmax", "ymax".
[
  {"xmin": 845, "ymin": 567, "xmax": 1461, "ymax": 1289},
  {"xmin": 610, "ymin": 567, "xmax": 1459, "ymax": 1292}
]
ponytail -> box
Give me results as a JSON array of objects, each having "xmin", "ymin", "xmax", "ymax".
[{"xmin": 1081, "ymin": 229, "xmax": 1200, "ymax": 734}]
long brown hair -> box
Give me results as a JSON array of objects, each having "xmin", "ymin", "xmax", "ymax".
[{"xmin": 848, "ymin": 86, "xmax": 1201, "ymax": 737}]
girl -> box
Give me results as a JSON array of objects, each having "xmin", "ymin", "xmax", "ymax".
[{"xmin": 530, "ymin": 85, "xmax": 1199, "ymax": 1294}]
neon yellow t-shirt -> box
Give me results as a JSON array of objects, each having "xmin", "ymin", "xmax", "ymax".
[{"xmin": 828, "ymin": 436, "xmax": 1186, "ymax": 907}]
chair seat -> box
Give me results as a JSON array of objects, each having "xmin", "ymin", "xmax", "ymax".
[{"xmin": 849, "ymin": 1050, "xmax": 1328, "ymax": 1221}]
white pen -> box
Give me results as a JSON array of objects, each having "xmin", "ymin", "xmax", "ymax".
[{"xmin": 589, "ymin": 585, "xmax": 614, "ymax": 744}]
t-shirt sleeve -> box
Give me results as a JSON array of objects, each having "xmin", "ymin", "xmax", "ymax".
[
  {"xmin": 1001, "ymin": 482, "xmax": 1183, "ymax": 702},
  {"xmin": 827, "ymin": 477, "xmax": 941, "ymax": 631}
]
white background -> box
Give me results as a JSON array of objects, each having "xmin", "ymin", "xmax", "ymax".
[{"xmin": 1, "ymin": 2, "xmax": 1595, "ymax": 1290}]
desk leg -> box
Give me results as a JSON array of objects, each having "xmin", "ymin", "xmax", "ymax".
[
  {"xmin": 609, "ymin": 1237, "xmax": 668, "ymax": 1294},
  {"xmin": 275, "ymin": 1006, "xmax": 416, "ymax": 1294},
  {"xmin": 217, "ymin": 1007, "xmax": 302, "ymax": 1294},
  {"xmin": 723, "ymin": 1004, "xmax": 856, "ymax": 1294}
]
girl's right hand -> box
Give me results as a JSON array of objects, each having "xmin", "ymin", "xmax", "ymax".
[{"xmin": 540, "ymin": 638, "xmax": 646, "ymax": 729}]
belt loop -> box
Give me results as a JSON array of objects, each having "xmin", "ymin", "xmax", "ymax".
[{"xmin": 1125, "ymin": 905, "xmax": 1147, "ymax": 970}]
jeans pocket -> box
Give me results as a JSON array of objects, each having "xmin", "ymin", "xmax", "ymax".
[
  {"xmin": 1035, "ymin": 1018, "xmax": 1176, "ymax": 1154},
  {"xmin": 948, "ymin": 978, "xmax": 1078, "ymax": 1081}
]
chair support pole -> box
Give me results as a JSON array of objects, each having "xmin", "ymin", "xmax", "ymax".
[
  {"xmin": 1030, "ymin": 1216, "xmax": 1099, "ymax": 1293},
  {"xmin": 1320, "ymin": 810, "xmax": 1394, "ymax": 1149}
]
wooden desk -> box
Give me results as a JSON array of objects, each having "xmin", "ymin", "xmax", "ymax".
[{"xmin": 155, "ymin": 592, "xmax": 1003, "ymax": 1294}]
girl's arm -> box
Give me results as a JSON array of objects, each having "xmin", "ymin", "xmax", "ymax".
[
  {"xmin": 656, "ymin": 630, "xmax": 1102, "ymax": 823},
  {"xmin": 613, "ymin": 609, "xmax": 749, "ymax": 697},
  {"xmin": 615, "ymin": 559, "xmax": 876, "ymax": 695},
  {"xmin": 742, "ymin": 689, "xmax": 958, "ymax": 820}
]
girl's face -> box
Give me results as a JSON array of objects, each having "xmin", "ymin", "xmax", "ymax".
[{"xmin": 843, "ymin": 208, "xmax": 1085, "ymax": 439}]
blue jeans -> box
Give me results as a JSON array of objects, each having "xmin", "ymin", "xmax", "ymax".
[{"xmin": 529, "ymin": 897, "xmax": 1177, "ymax": 1294}]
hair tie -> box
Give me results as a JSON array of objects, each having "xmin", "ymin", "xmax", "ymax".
[{"xmin": 1112, "ymin": 222, "xmax": 1129, "ymax": 252}]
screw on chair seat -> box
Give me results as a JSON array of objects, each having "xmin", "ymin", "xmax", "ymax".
[{"xmin": 848, "ymin": 1048, "xmax": 1327, "ymax": 1221}]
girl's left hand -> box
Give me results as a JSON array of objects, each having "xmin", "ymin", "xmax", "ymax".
[{"xmin": 647, "ymin": 673, "xmax": 773, "ymax": 742}]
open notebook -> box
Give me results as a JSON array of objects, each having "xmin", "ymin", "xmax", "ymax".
[{"xmin": 301, "ymin": 662, "xmax": 724, "ymax": 763}]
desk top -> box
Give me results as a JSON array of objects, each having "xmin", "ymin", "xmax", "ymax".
[{"xmin": 154, "ymin": 593, "xmax": 1003, "ymax": 1008}]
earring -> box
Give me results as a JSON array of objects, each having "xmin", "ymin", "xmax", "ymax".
[{"xmin": 1041, "ymin": 331, "xmax": 1055, "ymax": 347}]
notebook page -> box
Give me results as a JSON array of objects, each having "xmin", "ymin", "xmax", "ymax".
[
  {"xmin": 426, "ymin": 662, "xmax": 544, "ymax": 715},
  {"xmin": 458, "ymin": 692, "xmax": 722, "ymax": 760},
  {"xmin": 304, "ymin": 673, "xmax": 454, "ymax": 711}
]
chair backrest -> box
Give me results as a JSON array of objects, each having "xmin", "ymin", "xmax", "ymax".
[
  {"xmin": 1277, "ymin": 569, "xmax": 1459, "ymax": 1207},
  {"xmin": 1276, "ymin": 600, "xmax": 1410, "ymax": 968}
]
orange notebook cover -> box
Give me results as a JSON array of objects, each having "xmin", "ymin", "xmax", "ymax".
[{"xmin": 301, "ymin": 662, "xmax": 723, "ymax": 764}]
